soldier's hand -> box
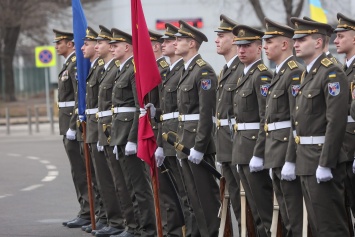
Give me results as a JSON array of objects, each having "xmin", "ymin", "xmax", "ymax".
[
  {"xmin": 139, "ymin": 108, "xmax": 147, "ymax": 118},
  {"xmin": 155, "ymin": 147, "xmax": 165, "ymax": 167},
  {"xmin": 281, "ymin": 162, "xmax": 296, "ymax": 181},
  {"xmin": 269, "ymin": 168, "xmax": 273, "ymax": 180},
  {"xmin": 97, "ymin": 141, "xmax": 104, "ymax": 152},
  {"xmin": 144, "ymin": 103, "xmax": 156, "ymax": 118},
  {"xmin": 188, "ymin": 148, "xmax": 204, "ymax": 164},
  {"xmin": 78, "ymin": 115, "xmax": 85, "ymax": 122},
  {"xmin": 113, "ymin": 145, "xmax": 119, "ymax": 160},
  {"xmin": 125, "ymin": 142, "xmax": 137, "ymax": 156},
  {"xmin": 316, "ymin": 165, "xmax": 333, "ymax": 183},
  {"xmin": 66, "ymin": 128, "xmax": 76, "ymax": 140},
  {"xmin": 249, "ymin": 156, "xmax": 264, "ymax": 172},
  {"xmin": 353, "ymin": 159, "xmax": 355, "ymax": 174}
]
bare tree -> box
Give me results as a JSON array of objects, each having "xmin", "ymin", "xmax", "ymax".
[{"xmin": 0, "ymin": 0, "xmax": 99, "ymax": 101}]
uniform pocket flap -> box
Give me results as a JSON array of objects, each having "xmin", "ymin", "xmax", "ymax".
[
  {"xmin": 302, "ymin": 89, "xmax": 320, "ymax": 99},
  {"xmin": 241, "ymin": 130, "xmax": 258, "ymax": 140},
  {"xmin": 180, "ymin": 84, "xmax": 194, "ymax": 92},
  {"xmin": 271, "ymin": 89, "xmax": 285, "ymax": 98},
  {"xmin": 223, "ymin": 83, "xmax": 238, "ymax": 92},
  {"xmin": 183, "ymin": 121, "xmax": 198, "ymax": 133},
  {"xmin": 164, "ymin": 84, "xmax": 178, "ymax": 92},
  {"xmin": 115, "ymin": 79, "xmax": 129, "ymax": 89},
  {"xmin": 101, "ymin": 83, "xmax": 113, "ymax": 90},
  {"xmin": 239, "ymin": 89, "xmax": 253, "ymax": 97},
  {"xmin": 272, "ymin": 128, "xmax": 290, "ymax": 142},
  {"xmin": 117, "ymin": 112, "xmax": 134, "ymax": 122}
]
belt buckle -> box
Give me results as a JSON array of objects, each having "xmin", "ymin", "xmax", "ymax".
[
  {"xmin": 178, "ymin": 115, "xmax": 182, "ymax": 122},
  {"xmin": 160, "ymin": 115, "xmax": 164, "ymax": 122},
  {"xmin": 96, "ymin": 112, "xmax": 99, "ymax": 119},
  {"xmin": 264, "ymin": 124, "xmax": 268, "ymax": 132},
  {"xmin": 57, "ymin": 102, "xmax": 60, "ymax": 109},
  {"xmin": 75, "ymin": 108, "xmax": 78, "ymax": 115},
  {"xmin": 295, "ymin": 136, "xmax": 300, "ymax": 144},
  {"xmin": 234, "ymin": 123, "xmax": 238, "ymax": 132},
  {"xmin": 216, "ymin": 119, "xmax": 221, "ymax": 127},
  {"xmin": 111, "ymin": 108, "xmax": 115, "ymax": 113}
]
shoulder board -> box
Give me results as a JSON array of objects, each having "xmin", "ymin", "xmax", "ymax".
[
  {"xmin": 98, "ymin": 59, "xmax": 104, "ymax": 66},
  {"xmin": 287, "ymin": 60, "xmax": 298, "ymax": 70},
  {"xmin": 71, "ymin": 56, "xmax": 76, "ymax": 62},
  {"xmin": 321, "ymin": 58, "xmax": 333, "ymax": 67},
  {"xmin": 159, "ymin": 60, "xmax": 169, "ymax": 68},
  {"xmin": 115, "ymin": 60, "xmax": 120, "ymax": 67},
  {"xmin": 196, "ymin": 59, "xmax": 206, "ymax": 67},
  {"xmin": 257, "ymin": 63, "xmax": 267, "ymax": 72}
]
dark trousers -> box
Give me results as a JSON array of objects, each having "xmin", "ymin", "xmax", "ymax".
[
  {"xmin": 63, "ymin": 136, "xmax": 90, "ymax": 219},
  {"xmin": 272, "ymin": 167, "xmax": 303, "ymax": 237},
  {"xmin": 300, "ymin": 163, "xmax": 349, "ymax": 237},
  {"xmin": 181, "ymin": 155, "xmax": 220, "ymax": 237},
  {"xmin": 238, "ymin": 165, "xmax": 273, "ymax": 237},
  {"xmin": 221, "ymin": 162, "xmax": 241, "ymax": 235},
  {"xmin": 117, "ymin": 145, "xmax": 157, "ymax": 237},
  {"xmin": 104, "ymin": 146, "xmax": 137, "ymax": 231}
]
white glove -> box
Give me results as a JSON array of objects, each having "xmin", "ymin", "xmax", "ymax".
[
  {"xmin": 113, "ymin": 145, "xmax": 119, "ymax": 160},
  {"xmin": 145, "ymin": 103, "xmax": 156, "ymax": 118},
  {"xmin": 139, "ymin": 108, "xmax": 147, "ymax": 118},
  {"xmin": 249, "ymin": 156, "xmax": 264, "ymax": 172},
  {"xmin": 353, "ymin": 159, "xmax": 355, "ymax": 174},
  {"xmin": 281, "ymin": 162, "xmax": 296, "ymax": 181},
  {"xmin": 216, "ymin": 162, "xmax": 222, "ymax": 169},
  {"xmin": 66, "ymin": 128, "xmax": 76, "ymax": 140},
  {"xmin": 97, "ymin": 141, "xmax": 104, "ymax": 152},
  {"xmin": 269, "ymin": 168, "xmax": 273, "ymax": 180},
  {"xmin": 316, "ymin": 165, "xmax": 333, "ymax": 183},
  {"xmin": 188, "ymin": 148, "xmax": 204, "ymax": 164},
  {"xmin": 235, "ymin": 164, "xmax": 239, "ymax": 173},
  {"xmin": 125, "ymin": 142, "xmax": 137, "ymax": 156},
  {"xmin": 155, "ymin": 147, "xmax": 165, "ymax": 167},
  {"xmin": 78, "ymin": 115, "xmax": 85, "ymax": 122}
]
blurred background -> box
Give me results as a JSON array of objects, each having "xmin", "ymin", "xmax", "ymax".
[{"xmin": 0, "ymin": 0, "xmax": 353, "ymax": 124}]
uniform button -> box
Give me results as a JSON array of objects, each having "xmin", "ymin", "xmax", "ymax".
[
  {"xmin": 234, "ymin": 103, "xmax": 237, "ymax": 106},
  {"xmin": 104, "ymin": 87, "xmax": 106, "ymax": 89},
  {"xmin": 193, "ymin": 129, "xmax": 196, "ymax": 132},
  {"xmin": 178, "ymin": 100, "xmax": 180, "ymax": 103},
  {"xmin": 318, "ymin": 144, "xmax": 322, "ymax": 147},
  {"xmin": 242, "ymin": 93, "xmax": 245, "ymax": 96},
  {"xmin": 179, "ymin": 86, "xmax": 181, "ymax": 89},
  {"xmin": 179, "ymin": 126, "xmax": 182, "ymax": 128},
  {"xmin": 228, "ymin": 88, "xmax": 231, "ymax": 90},
  {"xmin": 164, "ymin": 85, "xmax": 166, "ymax": 87},
  {"xmin": 125, "ymin": 118, "xmax": 127, "ymax": 121},
  {"xmin": 218, "ymin": 98, "xmax": 221, "ymax": 101},
  {"xmin": 70, "ymin": 112, "xmax": 73, "ymax": 115},
  {"xmin": 268, "ymin": 91, "xmax": 271, "ymax": 94},
  {"xmin": 217, "ymin": 112, "xmax": 220, "ymax": 116},
  {"xmin": 266, "ymin": 105, "xmax": 268, "ymax": 108},
  {"xmin": 220, "ymin": 84, "xmax": 222, "ymax": 88},
  {"xmin": 308, "ymin": 94, "xmax": 311, "ymax": 97},
  {"xmin": 296, "ymin": 106, "xmax": 298, "ymax": 110},
  {"xmin": 283, "ymin": 137, "xmax": 287, "ymax": 141},
  {"xmin": 236, "ymin": 90, "xmax": 238, "ymax": 93},
  {"xmin": 273, "ymin": 94, "xmax": 276, "ymax": 97},
  {"xmin": 168, "ymin": 89, "xmax": 171, "ymax": 91},
  {"xmin": 153, "ymin": 126, "xmax": 156, "ymax": 129},
  {"xmin": 86, "ymin": 82, "xmax": 88, "ymax": 84},
  {"xmin": 252, "ymin": 136, "xmax": 255, "ymax": 139},
  {"xmin": 299, "ymin": 91, "xmax": 302, "ymax": 95},
  {"xmin": 217, "ymin": 127, "xmax": 220, "ymax": 130},
  {"xmin": 266, "ymin": 133, "xmax": 269, "ymax": 136},
  {"xmin": 295, "ymin": 121, "xmax": 298, "ymax": 125}
]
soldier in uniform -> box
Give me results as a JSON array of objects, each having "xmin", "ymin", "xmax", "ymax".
[
  {"xmin": 214, "ymin": 14, "xmax": 243, "ymax": 234},
  {"xmin": 94, "ymin": 25, "xmax": 135, "ymax": 237},
  {"xmin": 291, "ymin": 17, "xmax": 349, "ymax": 236},
  {"xmin": 143, "ymin": 23, "xmax": 196, "ymax": 237},
  {"xmin": 231, "ymin": 24, "xmax": 273, "ymax": 237},
  {"xmin": 303, "ymin": 16, "xmax": 341, "ymax": 65},
  {"xmin": 79, "ymin": 26, "xmax": 111, "ymax": 233},
  {"xmin": 173, "ymin": 20, "xmax": 220, "ymax": 237},
  {"xmin": 147, "ymin": 29, "xmax": 169, "ymax": 139},
  {"xmin": 109, "ymin": 28, "xmax": 157, "ymax": 237},
  {"xmin": 333, "ymin": 12, "xmax": 355, "ymax": 229},
  {"xmin": 262, "ymin": 18, "xmax": 304, "ymax": 236},
  {"xmin": 53, "ymin": 29, "xmax": 91, "ymax": 228}
]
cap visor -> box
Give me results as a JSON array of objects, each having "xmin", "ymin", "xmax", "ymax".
[
  {"xmin": 334, "ymin": 27, "xmax": 348, "ymax": 32},
  {"xmin": 262, "ymin": 34, "xmax": 275, "ymax": 39},
  {"xmin": 292, "ymin": 33, "xmax": 308, "ymax": 39},
  {"xmin": 234, "ymin": 40, "xmax": 253, "ymax": 45}
]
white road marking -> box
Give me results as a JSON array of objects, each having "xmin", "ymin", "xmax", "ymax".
[
  {"xmin": 7, "ymin": 153, "xmax": 20, "ymax": 157},
  {"xmin": 21, "ymin": 184, "xmax": 43, "ymax": 191},
  {"xmin": 26, "ymin": 156, "xmax": 39, "ymax": 160},
  {"xmin": 39, "ymin": 160, "xmax": 50, "ymax": 164},
  {"xmin": 37, "ymin": 219, "xmax": 65, "ymax": 223},
  {"xmin": 41, "ymin": 176, "xmax": 56, "ymax": 182},
  {"xmin": 0, "ymin": 194, "xmax": 13, "ymax": 199},
  {"xmin": 46, "ymin": 165, "xmax": 57, "ymax": 170}
]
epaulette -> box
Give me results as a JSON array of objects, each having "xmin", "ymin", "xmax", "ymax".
[
  {"xmin": 159, "ymin": 60, "xmax": 169, "ymax": 69},
  {"xmin": 115, "ymin": 60, "xmax": 120, "ymax": 67},
  {"xmin": 98, "ymin": 59, "xmax": 104, "ymax": 66},
  {"xmin": 321, "ymin": 58, "xmax": 332, "ymax": 67},
  {"xmin": 257, "ymin": 63, "xmax": 267, "ymax": 72},
  {"xmin": 196, "ymin": 59, "xmax": 206, "ymax": 67},
  {"xmin": 287, "ymin": 60, "xmax": 298, "ymax": 70},
  {"xmin": 71, "ymin": 56, "xmax": 76, "ymax": 62}
]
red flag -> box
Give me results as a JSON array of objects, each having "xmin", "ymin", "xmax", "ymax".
[{"xmin": 131, "ymin": 0, "xmax": 162, "ymax": 168}]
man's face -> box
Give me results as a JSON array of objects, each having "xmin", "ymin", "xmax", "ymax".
[
  {"xmin": 162, "ymin": 39, "xmax": 175, "ymax": 57},
  {"xmin": 215, "ymin": 32, "xmax": 234, "ymax": 55},
  {"xmin": 237, "ymin": 41, "xmax": 261, "ymax": 65},
  {"xmin": 334, "ymin": 30, "xmax": 355, "ymax": 54},
  {"xmin": 293, "ymin": 35, "xmax": 317, "ymax": 60},
  {"xmin": 174, "ymin": 37, "xmax": 190, "ymax": 57},
  {"xmin": 263, "ymin": 37, "xmax": 283, "ymax": 61},
  {"xmin": 55, "ymin": 40, "xmax": 71, "ymax": 56},
  {"xmin": 110, "ymin": 42, "xmax": 126, "ymax": 60},
  {"xmin": 81, "ymin": 40, "xmax": 96, "ymax": 59},
  {"xmin": 94, "ymin": 40, "xmax": 110, "ymax": 58}
]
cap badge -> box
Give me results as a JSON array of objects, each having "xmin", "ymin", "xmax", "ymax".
[{"xmin": 239, "ymin": 29, "xmax": 245, "ymax": 37}]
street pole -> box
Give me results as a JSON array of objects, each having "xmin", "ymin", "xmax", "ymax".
[{"xmin": 45, "ymin": 67, "xmax": 50, "ymax": 120}]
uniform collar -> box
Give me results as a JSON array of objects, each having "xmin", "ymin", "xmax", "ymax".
[
  {"xmin": 275, "ymin": 55, "xmax": 293, "ymax": 74},
  {"xmin": 243, "ymin": 59, "xmax": 260, "ymax": 75},
  {"xmin": 170, "ymin": 58, "xmax": 183, "ymax": 71},
  {"xmin": 91, "ymin": 57, "xmax": 99, "ymax": 68},
  {"xmin": 306, "ymin": 53, "xmax": 322, "ymax": 73},
  {"xmin": 346, "ymin": 54, "xmax": 355, "ymax": 68},
  {"xmin": 226, "ymin": 55, "xmax": 238, "ymax": 68},
  {"xmin": 184, "ymin": 54, "xmax": 199, "ymax": 70},
  {"xmin": 64, "ymin": 51, "xmax": 75, "ymax": 64},
  {"xmin": 120, "ymin": 56, "xmax": 133, "ymax": 71},
  {"xmin": 104, "ymin": 58, "xmax": 114, "ymax": 70}
]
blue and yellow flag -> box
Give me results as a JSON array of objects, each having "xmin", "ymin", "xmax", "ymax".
[
  {"xmin": 309, "ymin": 0, "xmax": 327, "ymax": 23},
  {"xmin": 72, "ymin": 0, "xmax": 90, "ymax": 120}
]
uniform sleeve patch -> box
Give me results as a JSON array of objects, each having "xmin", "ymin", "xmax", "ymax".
[
  {"xmin": 291, "ymin": 84, "xmax": 301, "ymax": 97},
  {"xmin": 261, "ymin": 76, "xmax": 269, "ymax": 81},
  {"xmin": 201, "ymin": 70, "xmax": 208, "ymax": 76},
  {"xmin": 201, "ymin": 79, "xmax": 211, "ymax": 90},
  {"xmin": 328, "ymin": 82, "xmax": 340, "ymax": 96},
  {"xmin": 328, "ymin": 72, "xmax": 336, "ymax": 78},
  {"xmin": 260, "ymin": 84, "xmax": 270, "ymax": 96},
  {"xmin": 292, "ymin": 75, "xmax": 300, "ymax": 81}
]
